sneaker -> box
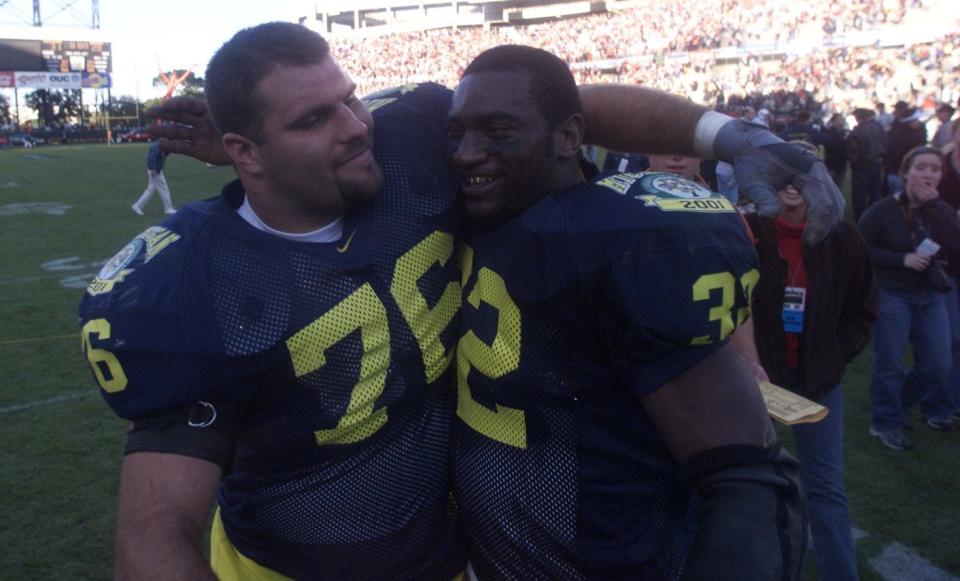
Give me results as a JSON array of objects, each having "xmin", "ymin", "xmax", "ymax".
[
  {"xmin": 131, "ymin": 204, "xmax": 143, "ymax": 215},
  {"xmin": 869, "ymin": 426, "xmax": 914, "ymax": 451},
  {"xmin": 164, "ymin": 208, "xmax": 177, "ymax": 215},
  {"xmin": 924, "ymin": 416, "xmax": 957, "ymax": 432}
]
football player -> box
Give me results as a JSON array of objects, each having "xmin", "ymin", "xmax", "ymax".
[
  {"xmin": 84, "ymin": 24, "xmax": 836, "ymax": 581},
  {"xmin": 447, "ymin": 45, "xmax": 806, "ymax": 579},
  {"xmin": 81, "ymin": 24, "xmax": 465, "ymax": 580}
]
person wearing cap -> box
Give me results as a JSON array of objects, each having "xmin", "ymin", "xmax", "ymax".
[
  {"xmin": 822, "ymin": 113, "xmax": 849, "ymax": 187},
  {"xmin": 876, "ymin": 103, "xmax": 894, "ymax": 132},
  {"xmin": 847, "ymin": 108, "xmax": 886, "ymax": 220},
  {"xmin": 932, "ymin": 104, "xmax": 956, "ymax": 149}
]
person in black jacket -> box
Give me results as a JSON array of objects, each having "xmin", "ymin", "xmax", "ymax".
[
  {"xmin": 738, "ymin": 140, "xmax": 875, "ymax": 581},
  {"xmin": 859, "ymin": 146, "xmax": 960, "ymax": 450},
  {"xmin": 884, "ymin": 108, "xmax": 927, "ymax": 196},
  {"xmin": 846, "ymin": 108, "xmax": 886, "ymax": 220},
  {"xmin": 821, "ymin": 113, "xmax": 848, "ymax": 187}
]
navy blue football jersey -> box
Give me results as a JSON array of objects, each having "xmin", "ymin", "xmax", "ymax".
[
  {"xmin": 79, "ymin": 83, "xmax": 466, "ymax": 580},
  {"xmin": 454, "ymin": 172, "xmax": 759, "ymax": 580}
]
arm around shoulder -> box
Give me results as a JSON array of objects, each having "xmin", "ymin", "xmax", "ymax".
[
  {"xmin": 114, "ymin": 452, "xmax": 221, "ymax": 581},
  {"xmin": 578, "ymin": 84, "xmax": 707, "ymax": 155}
]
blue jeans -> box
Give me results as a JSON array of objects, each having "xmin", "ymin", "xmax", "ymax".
[
  {"xmin": 922, "ymin": 276, "xmax": 960, "ymax": 418},
  {"xmin": 793, "ymin": 385, "xmax": 858, "ymax": 581},
  {"xmin": 869, "ymin": 288, "xmax": 952, "ymax": 430}
]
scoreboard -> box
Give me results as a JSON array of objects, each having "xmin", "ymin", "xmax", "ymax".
[
  {"xmin": 0, "ymin": 38, "xmax": 111, "ymax": 73},
  {"xmin": 41, "ymin": 40, "xmax": 112, "ymax": 73}
]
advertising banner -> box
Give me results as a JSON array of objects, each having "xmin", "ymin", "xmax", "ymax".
[
  {"xmin": 82, "ymin": 72, "xmax": 111, "ymax": 88},
  {"xmin": 14, "ymin": 72, "xmax": 83, "ymax": 89},
  {"xmin": 0, "ymin": 71, "xmax": 14, "ymax": 88}
]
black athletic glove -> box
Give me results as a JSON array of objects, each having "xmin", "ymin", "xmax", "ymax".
[{"xmin": 682, "ymin": 444, "xmax": 807, "ymax": 581}]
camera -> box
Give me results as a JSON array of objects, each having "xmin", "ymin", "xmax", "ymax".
[{"xmin": 927, "ymin": 259, "xmax": 952, "ymax": 293}]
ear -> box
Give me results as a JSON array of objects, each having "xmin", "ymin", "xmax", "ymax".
[
  {"xmin": 222, "ymin": 132, "xmax": 265, "ymax": 177},
  {"xmin": 554, "ymin": 113, "xmax": 585, "ymax": 159}
]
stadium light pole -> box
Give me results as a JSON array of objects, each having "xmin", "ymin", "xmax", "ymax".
[{"xmin": 134, "ymin": 60, "xmax": 141, "ymax": 126}]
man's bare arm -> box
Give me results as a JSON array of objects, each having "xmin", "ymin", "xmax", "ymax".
[
  {"xmin": 114, "ymin": 452, "xmax": 221, "ymax": 581},
  {"xmin": 727, "ymin": 317, "xmax": 770, "ymax": 382},
  {"xmin": 642, "ymin": 343, "xmax": 805, "ymax": 580},
  {"xmin": 578, "ymin": 83, "xmax": 844, "ymax": 245},
  {"xmin": 641, "ymin": 342, "xmax": 775, "ymax": 461},
  {"xmin": 580, "ymin": 84, "xmax": 707, "ymax": 156}
]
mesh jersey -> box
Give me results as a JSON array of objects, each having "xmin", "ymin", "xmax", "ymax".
[
  {"xmin": 79, "ymin": 83, "xmax": 467, "ymax": 580},
  {"xmin": 454, "ymin": 172, "xmax": 759, "ymax": 580}
]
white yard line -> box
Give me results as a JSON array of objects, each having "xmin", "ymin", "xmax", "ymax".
[
  {"xmin": 0, "ymin": 391, "xmax": 92, "ymax": 415},
  {"xmin": 0, "ymin": 273, "xmax": 72, "ymax": 285},
  {"xmin": 869, "ymin": 543, "xmax": 960, "ymax": 581}
]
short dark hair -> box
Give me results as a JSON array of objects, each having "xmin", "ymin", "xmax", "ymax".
[
  {"xmin": 205, "ymin": 22, "xmax": 330, "ymax": 141},
  {"xmin": 462, "ymin": 45, "xmax": 581, "ymax": 127},
  {"xmin": 899, "ymin": 145, "xmax": 944, "ymax": 176}
]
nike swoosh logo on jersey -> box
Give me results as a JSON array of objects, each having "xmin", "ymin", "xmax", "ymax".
[{"xmin": 337, "ymin": 228, "xmax": 358, "ymax": 253}]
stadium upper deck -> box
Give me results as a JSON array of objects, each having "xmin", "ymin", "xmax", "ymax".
[{"xmin": 304, "ymin": 0, "xmax": 640, "ymax": 37}]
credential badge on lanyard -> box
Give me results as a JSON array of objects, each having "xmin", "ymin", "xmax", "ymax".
[{"xmin": 782, "ymin": 286, "xmax": 806, "ymax": 333}]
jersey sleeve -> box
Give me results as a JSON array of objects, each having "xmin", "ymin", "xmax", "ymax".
[
  {"xmin": 78, "ymin": 220, "xmax": 239, "ymax": 420},
  {"xmin": 575, "ymin": 173, "xmax": 759, "ymax": 397}
]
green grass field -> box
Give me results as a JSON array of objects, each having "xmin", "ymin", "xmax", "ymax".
[{"xmin": 1, "ymin": 144, "xmax": 957, "ymax": 580}]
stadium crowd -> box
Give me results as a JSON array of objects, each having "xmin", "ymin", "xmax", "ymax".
[{"xmin": 333, "ymin": 0, "xmax": 938, "ymax": 101}]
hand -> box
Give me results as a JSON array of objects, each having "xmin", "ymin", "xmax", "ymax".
[
  {"xmin": 146, "ymin": 97, "xmax": 231, "ymax": 166},
  {"xmin": 148, "ymin": 169, "xmax": 157, "ymax": 177},
  {"xmin": 713, "ymin": 119, "xmax": 844, "ymax": 246},
  {"xmin": 744, "ymin": 359, "xmax": 770, "ymax": 383},
  {"xmin": 903, "ymin": 252, "xmax": 932, "ymax": 271},
  {"xmin": 910, "ymin": 181, "xmax": 941, "ymax": 205}
]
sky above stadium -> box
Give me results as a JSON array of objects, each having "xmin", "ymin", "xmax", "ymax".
[{"xmin": 100, "ymin": 0, "xmax": 309, "ymax": 98}]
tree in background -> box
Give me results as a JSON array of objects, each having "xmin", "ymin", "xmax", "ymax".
[
  {"xmin": 107, "ymin": 95, "xmax": 143, "ymax": 129},
  {"xmin": 24, "ymin": 89, "xmax": 82, "ymax": 127},
  {"xmin": 0, "ymin": 94, "xmax": 10, "ymax": 126},
  {"xmin": 152, "ymin": 70, "xmax": 204, "ymax": 99}
]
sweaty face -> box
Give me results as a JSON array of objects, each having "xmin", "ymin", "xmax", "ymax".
[
  {"xmin": 904, "ymin": 153, "xmax": 943, "ymax": 198},
  {"xmin": 447, "ymin": 71, "xmax": 558, "ymax": 224},
  {"xmin": 646, "ymin": 154, "xmax": 700, "ymax": 180},
  {"xmin": 253, "ymin": 58, "xmax": 383, "ymax": 220}
]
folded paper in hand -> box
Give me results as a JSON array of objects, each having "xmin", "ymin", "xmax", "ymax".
[{"xmin": 758, "ymin": 381, "xmax": 829, "ymax": 425}]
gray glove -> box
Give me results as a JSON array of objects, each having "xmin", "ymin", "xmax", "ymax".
[{"xmin": 713, "ymin": 119, "xmax": 844, "ymax": 245}]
